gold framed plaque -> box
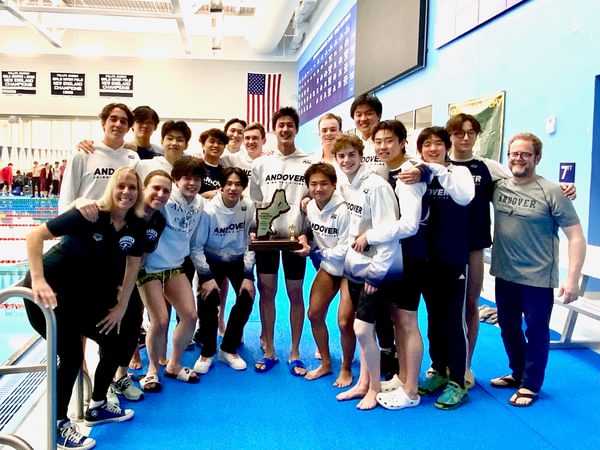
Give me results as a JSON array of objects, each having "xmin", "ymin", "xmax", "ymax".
[{"xmin": 249, "ymin": 189, "xmax": 302, "ymax": 251}]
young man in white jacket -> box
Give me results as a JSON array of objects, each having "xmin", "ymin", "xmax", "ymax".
[
  {"xmin": 332, "ymin": 134, "xmax": 401, "ymax": 410},
  {"xmin": 191, "ymin": 167, "xmax": 256, "ymax": 372},
  {"xmin": 59, "ymin": 103, "xmax": 139, "ymax": 213},
  {"xmin": 352, "ymin": 120, "xmax": 428, "ymax": 410},
  {"xmin": 301, "ymin": 163, "xmax": 351, "ymax": 384},
  {"xmin": 249, "ymin": 107, "xmax": 312, "ymax": 376}
]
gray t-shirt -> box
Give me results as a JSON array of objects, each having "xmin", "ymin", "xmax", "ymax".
[{"xmin": 490, "ymin": 175, "xmax": 580, "ymax": 288}]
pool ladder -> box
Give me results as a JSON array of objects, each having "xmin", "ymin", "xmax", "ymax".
[{"xmin": 0, "ymin": 286, "xmax": 57, "ymax": 450}]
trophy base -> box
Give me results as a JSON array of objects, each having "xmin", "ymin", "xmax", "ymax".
[{"xmin": 249, "ymin": 239, "xmax": 303, "ymax": 251}]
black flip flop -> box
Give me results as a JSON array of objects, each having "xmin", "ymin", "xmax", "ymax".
[
  {"xmin": 509, "ymin": 389, "xmax": 538, "ymax": 407},
  {"xmin": 490, "ymin": 374, "xmax": 520, "ymax": 388}
]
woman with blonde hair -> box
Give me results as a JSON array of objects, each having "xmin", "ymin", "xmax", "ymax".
[{"xmin": 24, "ymin": 166, "xmax": 147, "ymax": 450}]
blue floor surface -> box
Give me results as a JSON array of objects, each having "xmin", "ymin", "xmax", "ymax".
[{"xmin": 88, "ymin": 265, "xmax": 600, "ymax": 449}]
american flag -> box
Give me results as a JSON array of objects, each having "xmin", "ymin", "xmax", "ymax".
[{"xmin": 247, "ymin": 72, "xmax": 281, "ymax": 132}]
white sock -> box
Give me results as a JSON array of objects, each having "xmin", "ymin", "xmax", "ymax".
[{"xmin": 89, "ymin": 399, "xmax": 105, "ymax": 409}]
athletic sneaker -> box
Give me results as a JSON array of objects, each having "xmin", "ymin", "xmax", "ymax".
[
  {"xmin": 114, "ymin": 375, "xmax": 144, "ymax": 401},
  {"xmin": 106, "ymin": 384, "xmax": 120, "ymax": 406},
  {"xmin": 418, "ymin": 369, "xmax": 448, "ymax": 396},
  {"xmin": 57, "ymin": 419, "xmax": 96, "ymax": 449},
  {"xmin": 434, "ymin": 381, "xmax": 468, "ymax": 410},
  {"xmin": 84, "ymin": 402, "xmax": 134, "ymax": 426}
]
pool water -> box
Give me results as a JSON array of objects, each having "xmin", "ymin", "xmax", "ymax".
[{"xmin": 0, "ymin": 196, "xmax": 58, "ymax": 364}]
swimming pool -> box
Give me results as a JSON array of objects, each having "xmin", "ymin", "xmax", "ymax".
[{"xmin": 0, "ymin": 197, "xmax": 58, "ymax": 365}]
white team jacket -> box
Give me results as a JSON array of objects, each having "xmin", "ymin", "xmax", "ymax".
[
  {"xmin": 190, "ymin": 194, "xmax": 256, "ymax": 281},
  {"xmin": 306, "ymin": 190, "xmax": 351, "ymax": 277},
  {"xmin": 339, "ymin": 164, "xmax": 401, "ymax": 287}
]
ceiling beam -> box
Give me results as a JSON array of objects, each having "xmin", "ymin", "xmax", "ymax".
[
  {"xmin": 0, "ymin": 0, "xmax": 63, "ymax": 47},
  {"xmin": 170, "ymin": 0, "xmax": 192, "ymax": 54},
  {"xmin": 4, "ymin": 5, "xmax": 175, "ymax": 19}
]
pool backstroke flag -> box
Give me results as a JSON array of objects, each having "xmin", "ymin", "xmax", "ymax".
[{"xmin": 247, "ymin": 73, "xmax": 281, "ymax": 133}]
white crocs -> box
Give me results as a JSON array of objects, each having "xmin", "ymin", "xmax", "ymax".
[
  {"xmin": 380, "ymin": 374, "xmax": 404, "ymax": 393},
  {"xmin": 376, "ymin": 387, "xmax": 420, "ymax": 410},
  {"xmin": 218, "ymin": 350, "xmax": 247, "ymax": 370},
  {"xmin": 193, "ymin": 355, "xmax": 214, "ymax": 374}
]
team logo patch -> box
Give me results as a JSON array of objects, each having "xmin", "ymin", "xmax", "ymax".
[
  {"xmin": 119, "ymin": 236, "xmax": 135, "ymax": 251},
  {"xmin": 146, "ymin": 228, "xmax": 158, "ymax": 242},
  {"xmin": 92, "ymin": 233, "xmax": 103, "ymax": 242}
]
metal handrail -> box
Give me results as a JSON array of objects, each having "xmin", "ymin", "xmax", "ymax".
[
  {"xmin": 0, "ymin": 286, "xmax": 57, "ymax": 450},
  {"xmin": 0, "ymin": 433, "xmax": 35, "ymax": 450}
]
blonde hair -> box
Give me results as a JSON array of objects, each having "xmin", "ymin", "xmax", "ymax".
[{"xmin": 98, "ymin": 167, "xmax": 144, "ymax": 218}]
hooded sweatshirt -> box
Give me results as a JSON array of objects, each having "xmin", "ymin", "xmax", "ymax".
[
  {"xmin": 144, "ymin": 186, "xmax": 204, "ymax": 273},
  {"xmin": 364, "ymin": 159, "xmax": 427, "ymax": 247},
  {"xmin": 339, "ymin": 164, "xmax": 401, "ymax": 287},
  {"xmin": 136, "ymin": 156, "xmax": 173, "ymax": 184},
  {"xmin": 306, "ymin": 190, "xmax": 350, "ymax": 277},
  {"xmin": 58, "ymin": 143, "xmax": 139, "ymax": 213},
  {"xmin": 249, "ymin": 148, "xmax": 313, "ymax": 238},
  {"xmin": 190, "ymin": 194, "xmax": 256, "ymax": 282}
]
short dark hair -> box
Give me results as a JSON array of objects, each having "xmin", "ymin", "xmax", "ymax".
[
  {"xmin": 144, "ymin": 169, "xmax": 173, "ymax": 187},
  {"xmin": 350, "ymin": 93, "xmax": 383, "ymax": 119},
  {"xmin": 372, "ymin": 120, "xmax": 408, "ymax": 142},
  {"xmin": 133, "ymin": 106, "xmax": 160, "ymax": 127},
  {"xmin": 244, "ymin": 122, "xmax": 266, "ymax": 139},
  {"xmin": 272, "ymin": 106, "xmax": 300, "ymax": 131},
  {"xmin": 304, "ymin": 163, "xmax": 337, "ymax": 187},
  {"xmin": 200, "ymin": 128, "xmax": 229, "ymax": 145},
  {"xmin": 161, "ymin": 120, "xmax": 192, "ymax": 143},
  {"xmin": 332, "ymin": 133, "xmax": 365, "ymax": 157},
  {"xmin": 224, "ymin": 118, "xmax": 247, "ymax": 133},
  {"xmin": 220, "ymin": 167, "xmax": 249, "ymax": 189},
  {"xmin": 171, "ymin": 156, "xmax": 205, "ymax": 181},
  {"xmin": 318, "ymin": 113, "xmax": 342, "ymax": 130},
  {"xmin": 417, "ymin": 126, "xmax": 452, "ymax": 152},
  {"xmin": 446, "ymin": 113, "xmax": 481, "ymax": 135},
  {"xmin": 99, "ymin": 103, "xmax": 134, "ymax": 127}
]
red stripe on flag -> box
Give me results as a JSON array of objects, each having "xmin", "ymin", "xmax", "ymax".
[{"xmin": 247, "ymin": 73, "xmax": 282, "ymax": 133}]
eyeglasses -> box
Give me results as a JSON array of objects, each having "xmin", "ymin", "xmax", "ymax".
[
  {"xmin": 508, "ymin": 151, "xmax": 534, "ymax": 160},
  {"xmin": 452, "ymin": 130, "xmax": 477, "ymax": 139}
]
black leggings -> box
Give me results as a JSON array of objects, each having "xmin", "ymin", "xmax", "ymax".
[
  {"xmin": 24, "ymin": 289, "xmax": 138, "ymax": 419},
  {"xmin": 110, "ymin": 287, "xmax": 143, "ymax": 368},
  {"xmin": 197, "ymin": 258, "xmax": 254, "ymax": 357},
  {"xmin": 422, "ymin": 261, "xmax": 468, "ymax": 388}
]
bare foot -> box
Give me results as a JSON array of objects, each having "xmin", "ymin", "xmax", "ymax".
[
  {"xmin": 356, "ymin": 389, "xmax": 379, "ymax": 410},
  {"xmin": 304, "ymin": 365, "xmax": 333, "ymax": 381},
  {"xmin": 509, "ymin": 387, "xmax": 538, "ymax": 406},
  {"xmin": 333, "ymin": 369, "xmax": 354, "ymax": 388},
  {"xmin": 159, "ymin": 357, "xmax": 169, "ymax": 366},
  {"xmin": 128, "ymin": 348, "xmax": 142, "ymax": 370},
  {"xmin": 336, "ymin": 384, "xmax": 368, "ymax": 401}
]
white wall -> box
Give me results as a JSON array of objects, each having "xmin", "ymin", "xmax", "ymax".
[{"xmin": 0, "ymin": 54, "xmax": 297, "ymax": 120}]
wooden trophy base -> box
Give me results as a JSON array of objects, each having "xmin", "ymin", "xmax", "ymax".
[{"xmin": 249, "ymin": 239, "xmax": 303, "ymax": 251}]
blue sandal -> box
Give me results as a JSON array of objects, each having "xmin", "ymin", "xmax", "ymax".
[
  {"xmin": 288, "ymin": 359, "xmax": 307, "ymax": 377},
  {"xmin": 254, "ymin": 357, "xmax": 279, "ymax": 373}
]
